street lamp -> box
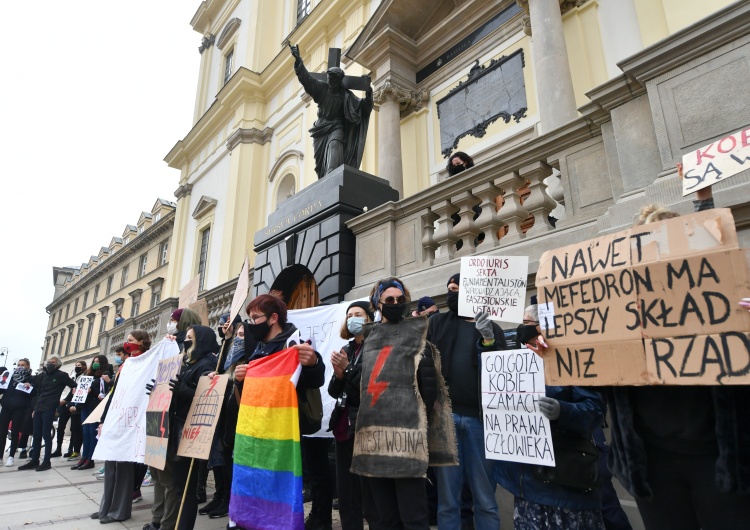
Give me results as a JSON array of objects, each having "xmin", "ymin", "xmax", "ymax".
[{"xmin": 0, "ymin": 347, "xmax": 8, "ymax": 367}]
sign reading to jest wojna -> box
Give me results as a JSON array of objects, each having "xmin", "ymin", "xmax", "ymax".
[
  {"xmin": 459, "ymin": 256, "xmax": 528, "ymax": 323},
  {"xmin": 682, "ymin": 127, "xmax": 750, "ymax": 197},
  {"xmin": 481, "ymin": 349, "xmax": 554, "ymax": 466},
  {"xmin": 537, "ymin": 208, "xmax": 750, "ymax": 385}
]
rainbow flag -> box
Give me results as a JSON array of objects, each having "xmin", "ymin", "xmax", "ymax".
[{"xmin": 229, "ymin": 347, "xmax": 303, "ymax": 530}]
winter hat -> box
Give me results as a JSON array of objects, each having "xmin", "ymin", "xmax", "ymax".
[{"xmin": 170, "ymin": 308, "xmax": 184, "ymax": 322}]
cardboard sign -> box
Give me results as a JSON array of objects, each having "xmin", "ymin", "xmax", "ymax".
[
  {"xmin": 83, "ymin": 394, "xmax": 110, "ymax": 425},
  {"xmin": 458, "ymin": 256, "xmax": 529, "ymax": 323},
  {"xmin": 537, "ymin": 208, "xmax": 750, "ymax": 385},
  {"xmin": 189, "ymin": 299, "xmax": 209, "ymax": 326},
  {"xmin": 682, "ymin": 127, "xmax": 750, "ymax": 196},
  {"xmin": 0, "ymin": 371, "xmax": 9, "ymax": 390},
  {"xmin": 481, "ymin": 349, "xmax": 555, "ymax": 466},
  {"xmin": 177, "ymin": 374, "xmax": 230, "ymax": 459},
  {"xmin": 144, "ymin": 354, "xmax": 184, "ymax": 470},
  {"xmin": 230, "ymin": 256, "xmax": 250, "ymax": 322},
  {"xmin": 178, "ymin": 276, "xmax": 200, "ymax": 308},
  {"xmin": 71, "ymin": 376, "xmax": 94, "ymax": 404}
]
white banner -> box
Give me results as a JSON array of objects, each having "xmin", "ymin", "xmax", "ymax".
[
  {"xmin": 459, "ymin": 256, "xmax": 529, "ymax": 323},
  {"xmin": 288, "ymin": 299, "xmax": 368, "ymax": 437},
  {"xmin": 682, "ymin": 128, "xmax": 750, "ymax": 196},
  {"xmin": 481, "ymin": 348, "xmax": 555, "ymax": 466},
  {"xmin": 71, "ymin": 376, "xmax": 94, "ymax": 404},
  {"xmin": 93, "ymin": 339, "xmax": 180, "ymax": 463}
]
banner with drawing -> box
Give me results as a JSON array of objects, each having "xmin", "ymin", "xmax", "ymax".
[
  {"xmin": 177, "ymin": 374, "xmax": 230, "ymax": 459},
  {"xmin": 93, "ymin": 339, "xmax": 180, "ymax": 463},
  {"xmin": 144, "ymin": 354, "xmax": 184, "ymax": 470}
]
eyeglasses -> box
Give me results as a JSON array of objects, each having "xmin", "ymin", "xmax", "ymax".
[
  {"xmin": 247, "ymin": 314, "xmax": 268, "ymax": 325},
  {"xmin": 380, "ymin": 295, "xmax": 406, "ymax": 305},
  {"xmin": 522, "ymin": 319, "xmax": 539, "ymax": 325}
]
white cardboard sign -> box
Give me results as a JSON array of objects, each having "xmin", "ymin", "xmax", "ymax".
[
  {"xmin": 71, "ymin": 376, "xmax": 94, "ymax": 404},
  {"xmin": 682, "ymin": 128, "xmax": 750, "ymax": 196},
  {"xmin": 458, "ymin": 256, "xmax": 529, "ymax": 323},
  {"xmin": 481, "ymin": 349, "xmax": 555, "ymax": 466}
]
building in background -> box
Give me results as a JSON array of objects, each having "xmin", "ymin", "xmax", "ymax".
[
  {"xmin": 43, "ymin": 200, "xmax": 177, "ymax": 370},
  {"xmin": 163, "ymin": 0, "xmax": 750, "ymax": 324}
]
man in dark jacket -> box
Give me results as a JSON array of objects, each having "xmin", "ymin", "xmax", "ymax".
[
  {"xmin": 427, "ymin": 273, "xmax": 507, "ymax": 530},
  {"xmin": 18, "ymin": 356, "xmax": 76, "ymax": 471}
]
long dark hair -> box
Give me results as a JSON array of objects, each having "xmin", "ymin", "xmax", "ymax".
[{"xmin": 86, "ymin": 355, "xmax": 110, "ymax": 378}]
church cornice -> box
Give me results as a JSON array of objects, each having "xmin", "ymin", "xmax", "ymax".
[{"xmin": 226, "ymin": 127, "xmax": 274, "ymax": 151}]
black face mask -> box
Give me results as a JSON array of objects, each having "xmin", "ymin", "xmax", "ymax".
[
  {"xmin": 516, "ymin": 324, "xmax": 540, "ymax": 346},
  {"xmin": 247, "ymin": 320, "xmax": 271, "ymax": 342},
  {"xmin": 446, "ymin": 290, "xmax": 459, "ymax": 313},
  {"xmin": 74, "ymin": 367, "xmax": 83, "ymax": 374},
  {"xmin": 381, "ymin": 303, "xmax": 407, "ymax": 323},
  {"xmin": 182, "ymin": 340, "xmax": 193, "ymax": 352},
  {"xmin": 46, "ymin": 362, "xmax": 57, "ymax": 373}
]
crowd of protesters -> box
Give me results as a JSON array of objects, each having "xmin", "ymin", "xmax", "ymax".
[{"xmin": 3, "ymin": 177, "xmax": 749, "ymax": 530}]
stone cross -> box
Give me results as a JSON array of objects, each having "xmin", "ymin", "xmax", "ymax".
[{"xmin": 309, "ymin": 48, "xmax": 371, "ymax": 91}]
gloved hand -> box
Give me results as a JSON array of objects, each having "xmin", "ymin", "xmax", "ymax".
[
  {"xmin": 145, "ymin": 378, "xmax": 156, "ymax": 396},
  {"xmin": 539, "ymin": 396, "xmax": 561, "ymax": 420},
  {"xmin": 169, "ymin": 373, "xmax": 194, "ymax": 399},
  {"xmin": 474, "ymin": 312, "xmax": 494, "ymax": 341}
]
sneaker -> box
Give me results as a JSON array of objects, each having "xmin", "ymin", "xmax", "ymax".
[
  {"xmin": 142, "ymin": 474, "xmax": 155, "ymax": 487},
  {"xmin": 132, "ymin": 491, "xmax": 143, "ymax": 503},
  {"xmin": 36, "ymin": 462, "xmax": 52, "ymax": 472},
  {"xmin": 18, "ymin": 460, "xmax": 39, "ymax": 471},
  {"xmin": 199, "ymin": 497, "xmax": 224, "ymax": 515},
  {"xmin": 142, "ymin": 524, "xmax": 159, "ymax": 530},
  {"xmin": 67, "ymin": 452, "xmax": 80, "ymax": 461},
  {"xmin": 19, "ymin": 450, "xmax": 27, "ymax": 459},
  {"xmin": 63, "ymin": 450, "xmax": 73, "ymax": 458},
  {"xmin": 4, "ymin": 457, "xmax": 13, "ymax": 467},
  {"xmin": 95, "ymin": 471, "xmax": 106, "ymax": 480},
  {"xmin": 208, "ymin": 500, "xmax": 229, "ymax": 519}
]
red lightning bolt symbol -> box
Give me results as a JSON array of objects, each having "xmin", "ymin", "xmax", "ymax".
[{"xmin": 367, "ymin": 346, "xmax": 392, "ymax": 407}]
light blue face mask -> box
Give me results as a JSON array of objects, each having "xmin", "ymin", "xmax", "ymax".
[
  {"xmin": 114, "ymin": 356, "xmax": 123, "ymax": 366},
  {"xmin": 347, "ymin": 316, "xmax": 366, "ymax": 336},
  {"xmin": 224, "ymin": 338, "xmax": 245, "ymax": 372}
]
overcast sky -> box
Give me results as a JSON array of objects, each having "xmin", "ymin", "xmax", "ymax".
[{"xmin": 0, "ymin": 1, "xmax": 201, "ymax": 369}]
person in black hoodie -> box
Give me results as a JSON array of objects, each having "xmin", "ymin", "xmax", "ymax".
[
  {"xmin": 167, "ymin": 324, "xmax": 220, "ymax": 530},
  {"xmin": 18, "ymin": 356, "xmax": 76, "ymax": 471},
  {"xmin": 0, "ymin": 358, "xmax": 35, "ymax": 467},
  {"xmin": 427, "ymin": 273, "xmax": 506, "ymax": 530}
]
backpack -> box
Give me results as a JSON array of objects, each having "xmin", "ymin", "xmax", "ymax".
[{"xmin": 297, "ymin": 387, "xmax": 323, "ymax": 435}]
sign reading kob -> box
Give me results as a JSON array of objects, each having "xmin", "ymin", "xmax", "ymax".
[
  {"xmin": 682, "ymin": 127, "xmax": 750, "ymax": 196},
  {"xmin": 481, "ymin": 349, "xmax": 554, "ymax": 466},
  {"xmin": 71, "ymin": 376, "xmax": 94, "ymax": 404},
  {"xmin": 458, "ymin": 256, "xmax": 529, "ymax": 323},
  {"xmin": 537, "ymin": 208, "xmax": 750, "ymax": 386}
]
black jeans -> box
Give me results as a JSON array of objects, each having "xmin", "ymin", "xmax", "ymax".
[
  {"xmin": 361, "ymin": 476, "xmax": 429, "ymax": 530},
  {"xmin": 335, "ymin": 438, "xmax": 363, "ymax": 530},
  {"xmin": 57, "ymin": 407, "xmax": 83, "ymax": 453},
  {"xmin": 172, "ymin": 458, "xmax": 200, "ymax": 530},
  {"xmin": 31, "ymin": 409, "xmax": 55, "ymax": 464},
  {"xmin": 636, "ymin": 446, "xmax": 750, "ymax": 530},
  {"xmin": 302, "ymin": 437, "xmax": 334, "ymax": 524},
  {"xmin": 0, "ymin": 406, "xmax": 28, "ymax": 457}
]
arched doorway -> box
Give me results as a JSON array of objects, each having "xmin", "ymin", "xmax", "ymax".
[{"xmin": 271, "ymin": 265, "xmax": 320, "ymax": 310}]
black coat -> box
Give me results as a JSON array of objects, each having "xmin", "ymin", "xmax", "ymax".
[
  {"xmin": 0, "ymin": 370, "xmax": 34, "ymax": 410},
  {"xmin": 32, "ymin": 369, "xmax": 76, "ymax": 412},
  {"xmin": 327, "ymin": 339, "xmax": 364, "ymax": 437}
]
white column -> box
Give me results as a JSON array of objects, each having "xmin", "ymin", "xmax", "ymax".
[
  {"xmin": 374, "ymin": 80, "xmax": 411, "ymax": 199},
  {"xmin": 526, "ymin": 0, "xmax": 578, "ymax": 132}
]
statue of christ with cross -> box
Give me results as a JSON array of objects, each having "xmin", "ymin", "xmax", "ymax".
[{"xmin": 290, "ymin": 43, "xmax": 374, "ymax": 179}]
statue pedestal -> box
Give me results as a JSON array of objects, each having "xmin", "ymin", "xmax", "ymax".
[{"xmin": 253, "ymin": 166, "xmax": 398, "ymax": 304}]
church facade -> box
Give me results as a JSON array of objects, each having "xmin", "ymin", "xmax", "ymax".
[{"xmin": 163, "ymin": 0, "xmax": 750, "ymax": 324}]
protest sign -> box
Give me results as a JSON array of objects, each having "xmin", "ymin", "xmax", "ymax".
[
  {"xmin": 83, "ymin": 394, "xmax": 110, "ymax": 424},
  {"xmin": 16, "ymin": 383, "xmax": 33, "ymax": 394},
  {"xmin": 93, "ymin": 339, "xmax": 180, "ymax": 462},
  {"xmin": 0, "ymin": 371, "xmax": 9, "ymax": 390},
  {"xmin": 537, "ymin": 208, "xmax": 750, "ymax": 385},
  {"xmin": 682, "ymin": 127, "xmax": 750, "ymax": 196},
  {"xmin": 179, "ymin": 276, "xmax": 200, "ymax": 308},
  {"xmin": 458, "ymin": 256, "xmax": 528, "ymax": 323},
  {"xmin": 177, "ymin": 374, "xmax": 230, "ymax": 459},
  {"xmin": 71, "ymin": 376, "xmax": 94, "ymax": 404},
  {"xmin": 288, "ymin": 300, "xmax": 368, "ymax": 437},
  {"xmin": 229, "ymin": 256, "xmax": 250, "ymax": 322},
  {"xmin": 144, "ymin": 354, "xmax": 184, "ymax": 470},
  {"xmin": 481, "ymin": 349, "xmax": 555, "ymax": 466},
  {"xmin": 189, "ymin": 299, "xmax": 209, "ymax": 325}
]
